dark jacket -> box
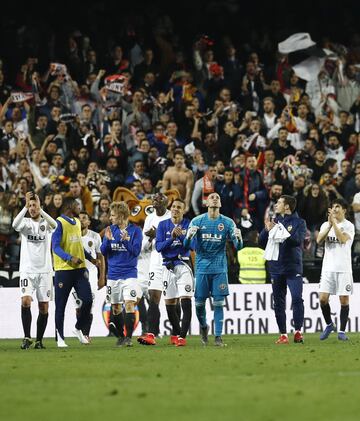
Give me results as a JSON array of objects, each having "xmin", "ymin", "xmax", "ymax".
[{"xmin": 259, "ymin": 212, "xmax": 306, "ymax": 276}]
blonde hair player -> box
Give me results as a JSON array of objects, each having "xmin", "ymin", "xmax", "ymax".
[{"xmin": 101, "ymin": 201, "xmax": 143, "ymax": 347}]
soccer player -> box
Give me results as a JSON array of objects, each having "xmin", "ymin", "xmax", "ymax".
[
  {"xmin": 259, "ymin": 195, "xmax": 307, "ymax": 344},
  {"xmin": 52, "ymin": 197, "xmax": 93, "ymax": 347},
  {"xmin": 137, "ymin": 193, "xmax": 171, "ymax": 344},
  {"xmin": 316, "ymin": 199, "xmax": 354, "ymax": 341},
  {"xmin": 12, "ymin": 192, "xmax": 57, "ymax": 349},
  {"xmin": 101, "ymin": 201, "xmax": 143, "ymax": 347},
  {"xmin": 71, "ymin": 211, "xmax": 105, "ymax": 341},
  {"xmin": 183, "ymin": 192, "xmax": 243, "ymax": 347},
  {"xmin": 140, "ymin": 198, "xmax": 192, "ymax": 346}
]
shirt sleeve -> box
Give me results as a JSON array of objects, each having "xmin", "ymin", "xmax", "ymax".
[
  {"xmin": 12, "ymin": 207, "xmax": 29, "ymax": 233},
  {"xmin": 227, "ymin": 219, "xmax": 242, "ymax": 251},
  {"xmin": 95, "ymin": 233, "xmax": 102, "ymax": 253},
  {"xmin": 141, "ymin": 215, "xmax": 153, "ymax": 252},
  {"xmin": 122, "ymin": 226, "xmax": 142, "ymax": 257},
  {"xmin": 183, "ymin": 217, "xmax": 200, "ymax": 249},
  {"xmin": 155, "ymin": 221, "xmax": 174, "ymax": 253},
  {"xmin": 52, "ymin": 220, "xmax": 73, "ymax": 262},
  {"xmin": 40, "ymin": 209, "xmax": 57, "ymax": 231},
  {"xmin": 352, "ymin": 193, "xmax": 360, "ymax": 205},
  {"xmin": 319, "ymin": 222, "xmax": 330, "ymax": 234},
  {"xmin": 347, "ymin": 222, "xmax": 355, "ymax": 241}
]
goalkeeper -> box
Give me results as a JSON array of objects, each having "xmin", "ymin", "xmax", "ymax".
[{"xmin": 184, "ymin": 193, "xmax": 243, "ymax": 347}]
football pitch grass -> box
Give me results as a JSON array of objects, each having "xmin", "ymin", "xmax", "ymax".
[{"xmin": 1, "ymin": 334, "xmax": 360, "ymax": 421}]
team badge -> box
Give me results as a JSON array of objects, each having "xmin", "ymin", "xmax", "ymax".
[
  {"xmin": 40, "ymin": 225, "xmax": 46, "ymax": 231},
  {"xmin": 84, "ymin": 271, "xmax": 89, "ymax": 280},
  {"xmin": 219, "ymin": 283, "xmax": 227, "ymax": 290},
  {"xmin": 218, "ymin": 223, "xmax": 224, "ymax": 232},
  {"xmin": 346, "ymin": 284, "xmax": 352, "ymax": 292},
  {"xmin": 58, "ymin": 282, "xmax": 63, "ymax": 288},
  {"xmin": 88, "ymin": 241, "xmax": 93, "ymax": 248},
  {"xmin": 185, "ymin": 285, "xmax": 192, "ymax": 292},
  {"xmin": 21, "ymin": 288, "xmax": 26, "ymax": 293},
  {"xmin": 47, "ymin": 290, "xmax": 50, "ymax": 297},
  {"xmin": 287, "ymin": 225, "xmax": 293, "ymax": 232},
  {"xmin": 181, "ymin": 229, "xmax": 187, "ymax": 235},
  {"xmin": 130, "ymin": 290, "xmax": 137, "ymax": 298}
]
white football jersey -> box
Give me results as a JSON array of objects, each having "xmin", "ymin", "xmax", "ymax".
[
  {"xmin": 82, "ymin": 229, "xmax": 101, "ymax": 274},
  {"xmin": 320, "ymin": 219, "xmax": 354, "ymax": 273},
  {"xmin": 14, "ymin": 210, "xmax": 55, "ymax": 273},
  {"xmin": 142, "ymin": 210, "xmax": 171, "ymax": 271}
]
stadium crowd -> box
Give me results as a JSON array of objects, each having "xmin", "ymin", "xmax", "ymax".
[{"xmin": 1, "ymin": 4, "xmax": 360, "ymax": 280}]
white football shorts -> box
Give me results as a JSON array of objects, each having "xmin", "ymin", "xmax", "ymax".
[
  {"xmin": 162, "ymin": 263, "xmax": 194, "ymax": 300},
  {"xmin": 107, "ymin": 278, "xmax": 142, "ymax": 304},
  {"xmin": 319, "ymin": 271, "xmax": 353, "ymax": 296},
  {"xmin": 148, "ymin": 264, "xmax": 164, "ymax": 292},
  {"xmin": 20, "ymin": 272, "xmax": 53, "ymax": 302}
]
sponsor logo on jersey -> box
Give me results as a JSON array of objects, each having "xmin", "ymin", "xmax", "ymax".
[
  {"xmin": 69, "ymin": 234, "xmax": 80, "ymax": 243},
  {"xmin": 27, "ymin": 234, "xmax": 45, "ymax": 241},
  {"xmin": 202, "ymin": 233, "xmax": 222, "ymax": 241},
  {"xmin": 110, "ymin": 243, "xmax": 127, "ymax": 251},
  {"xmin": 218, "ymin": 223, "xmax": 224, "ymax": 231}
]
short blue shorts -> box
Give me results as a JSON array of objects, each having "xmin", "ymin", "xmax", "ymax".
[{"xmin": 195, "ymin": 273, "xmax": 229, "ymax": 299}]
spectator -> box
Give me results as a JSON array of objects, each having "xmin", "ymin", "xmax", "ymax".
[
  {"xmin": 299, "ymin": 183, "xmax": 329, "ymax": 257},
  {"xmin": 238, "ymin": 155, "xmax": 268, "ymax": 230}
]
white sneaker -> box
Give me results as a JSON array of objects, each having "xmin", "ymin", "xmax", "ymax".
[
  {"xmin": 73, "ymin": 328, "xmax": 89, "ymax": 344},
  {"xmin": 57, "ymin": 337, "xmax": 68, "ymax": 348}
]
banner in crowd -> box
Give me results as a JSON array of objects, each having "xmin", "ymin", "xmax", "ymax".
[
  {"xmin": 1, "ymin": 284, "xmax": 360, "ymax": 339},
  {"xmin": 10, "ymin": 92, "xmax": 34, "ymax": 103}
]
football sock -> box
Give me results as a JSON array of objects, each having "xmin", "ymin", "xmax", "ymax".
[
  {"xmin": 154, "ymin": 304, "xmax": 161, "ymax": 336},
  {"xmin": 180, "ymin": 299, "xmax": 192, "ymax": 339},
  {"xmin": 83, "ymin": 314, "xmax": 93, "ymax": 336},
  {"xmin": 148, "ymin": 301, "xmax": 159, "ymax": 335},
  {"xmin": 125, "ymin": 313, "xmax": 135, "ymax": 338},
  {"xmin": 138, "ymin": 297, "xmax": 148, "ymax": 332},
  {"xmin": 320, "ymin": 303, "xmax": 332, "ymax": 325},
  {"xmin": 36, "ymin": 312, "xmax": 48, "ymax": 342},
  {"xmin": 340, "ymin": 305, "xmax": 349, "ymax": 332},
  {"xmin": 113, "ymin": 312, "xmax": 125, "ymax": 338},
  {"xmin": 213, "ymin": 301, "xmax": 224, "ymax": 337},
  {"xmin": 176, "ymin": 301, "xmax": 181, "ymax": 323},
  {"xmin": 195, "ymin": 301, "xmax": 207, "ymax": 328},
  {"xmin": 166, "ymin": 304, "xmax": 181, "ymax": 336},
  {"xmin": 21, "ymin": 306, "xmax": 32, "ymax": 338}
]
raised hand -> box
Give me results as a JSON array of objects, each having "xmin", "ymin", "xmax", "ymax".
[
  {"xmin": 186, "ymin": 226, "xmax": 199, "ymax": 240},
  {"xmin": 234, "ymin": 228, "xmax": 243, "ymax": 241}
]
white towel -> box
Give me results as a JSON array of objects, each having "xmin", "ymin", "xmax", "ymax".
[{"xmin": 264, "ymin": 223, "xmax": 291, "ymax": 261}]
